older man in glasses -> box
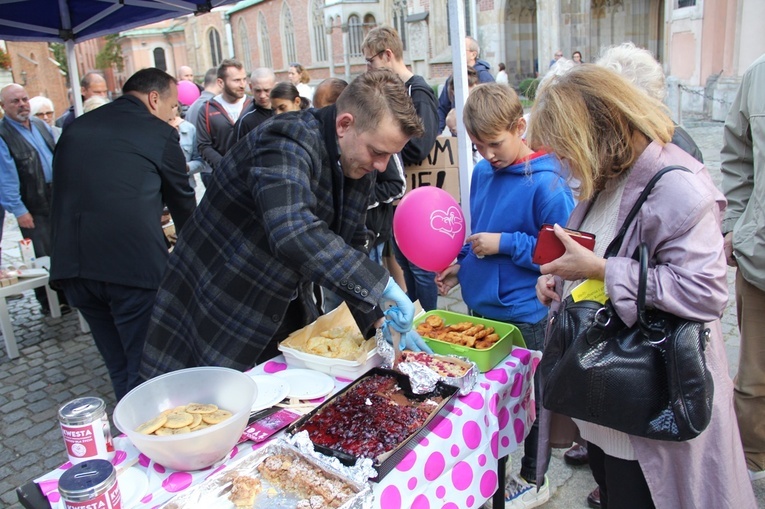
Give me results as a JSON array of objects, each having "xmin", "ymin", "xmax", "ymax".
[{"xmin": 549, "ymin": 50, "xmax": 564, "ymax": 68}]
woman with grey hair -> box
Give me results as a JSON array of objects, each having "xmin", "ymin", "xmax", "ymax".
[
  {"xmin": 29, "ymin": 95, "xmax": 61, "ymax": 141},
  {"xmin": 83, "ymin": 95, "xmax": 110, "ymax": 113},
  {"xmin": 596, "ymin": 42, "xmax": 704, "ymax": 162}
]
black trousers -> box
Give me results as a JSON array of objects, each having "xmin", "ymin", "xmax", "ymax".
[
  {"xmin": 587, "ymin": 441, "xmax": 655, "ymax": 509},
  {"xmin": 62, "ymin": 278, "xmax": 156, "ymax": 400}
]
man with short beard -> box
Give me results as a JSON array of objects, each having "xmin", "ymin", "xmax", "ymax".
[{"xmin": 196, "ymin": 59, "xmax": 252, "ymax": 175}]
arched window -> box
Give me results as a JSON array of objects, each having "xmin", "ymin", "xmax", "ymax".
[
  {"xmin": 364, "ymin": 14, "xmax": 376, "ymax": 39},
  {"xmin": 348, "ymin": 14, "xmax": 363, "ymax": 58},
  {"xmin": 392, "ymin": 0, "xmax": 407, "ymax": 50},
  {"xmin": 209, "ymin": 28, "xmax": 223, "ymax": 67},
  {"xmin": 153, "ymin": 47, "xmax": 167, "ymax": 71},
  {"xmin": 312, "ymin": 0, "xmax": 328, "ymax": 62},
  {"xmin": 282, "ymin": 2, "xmax": 297, "ymax": 66},
  {"xmin": 238, "ymin": 19, "xmax": 252, "ymax": 71},
  {"xmin": 259, "ymin": 13, "xmax": 273, "ymax": 69}
]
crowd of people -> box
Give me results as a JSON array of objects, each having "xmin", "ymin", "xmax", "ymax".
[{"xmin": 0, "ymin": 30, "xmax": 762, "ymax": 509}]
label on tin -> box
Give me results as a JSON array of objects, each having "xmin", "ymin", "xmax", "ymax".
[
  {"xmin": 62, "ymin": 481, "xmax": 122, "ymax": 509},
  {"xmin": 61, "ymin": 423, "xmax": 108, "ymax": 464}
]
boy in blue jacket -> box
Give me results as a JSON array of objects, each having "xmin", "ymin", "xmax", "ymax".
[{"xmin": 436, "ymin": 83, "xmax": 574, "ymax": 508}]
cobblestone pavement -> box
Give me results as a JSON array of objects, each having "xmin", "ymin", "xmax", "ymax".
[{"xmin": 1, "ymin": 119, "xmax": 763, "ymax": 508}]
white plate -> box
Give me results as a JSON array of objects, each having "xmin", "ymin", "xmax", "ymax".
[
  {"xmin": 58, "ymin": 466, "xmax": 148, "ymax": 509},
  {"xmin": 247, "ymin": 374, "xmax": 291, "ymax": 412},
  {"xmin": 272, "ymin": 369, "xmax": 335, "ymax": 400}
]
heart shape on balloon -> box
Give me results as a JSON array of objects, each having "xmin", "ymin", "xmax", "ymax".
[{"xmin": 430, "ymin": 206, "xmax": 464, "ymax": 239}]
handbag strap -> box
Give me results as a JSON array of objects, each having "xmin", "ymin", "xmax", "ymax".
[
  {"xmin": 603, "ymin": 165, "xmax": 691, "ymax": 258},
  {"xmin": 635, "ymin": 242, "xmax": 659, "ymax": 340}
]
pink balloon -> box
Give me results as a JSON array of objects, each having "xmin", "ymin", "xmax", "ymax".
[
  {"xmin": 177, "ymin": 80, "xmax": 200, "ymax": 105},
  {"xmin": 393, "ymin": 187, "xmax": 466, "ymax": 272}
]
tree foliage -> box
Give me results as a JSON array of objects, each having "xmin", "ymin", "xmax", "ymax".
[
  {"xmin": 95, "ymin": 34, "xmax": 124, "ymax": 72},
  {"xmin": 49, "ymin": 43, "xmax": 68, "ymax": 77},
  {"xmin": 0, "ymin": 47, "xmax": 11, "ymax": 70}
]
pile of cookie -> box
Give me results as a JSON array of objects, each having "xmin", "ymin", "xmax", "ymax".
[
  {"xmin": 136, "ymin": 403, "xmax": 233, "ymax": 436},
  {"xmin": 416, "ymin": 315, "xmax": 500, "ymax": 349},
  {"xmin": 304, "ymin": 326, "xmax": 367, "ymax": 360}
]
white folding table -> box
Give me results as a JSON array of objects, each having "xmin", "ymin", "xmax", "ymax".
[{"xmin": 0, "ymin": 256, "xmax": 60, "ymax": 359}]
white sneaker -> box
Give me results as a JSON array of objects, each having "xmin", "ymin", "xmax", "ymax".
[
  {"xmin": 504, "ymin": 474, "xmax": 550, "ymax": 509},
  {"xmin": 749, "ymin": 469, "xmax": 765, "ymax": 481}
]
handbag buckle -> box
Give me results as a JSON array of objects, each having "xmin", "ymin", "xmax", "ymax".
[{"xmin": 593, "ymin": 307, "xmax": 611, "ymax": 327}]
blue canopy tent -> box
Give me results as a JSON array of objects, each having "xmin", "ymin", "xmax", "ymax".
[
  {"xmin": 0, "ymin": 0, "xmax": 474, "ymax": 213},
  {"xmin": 0, "ymin": 0, "xmax": 237, "ymax": 114}
]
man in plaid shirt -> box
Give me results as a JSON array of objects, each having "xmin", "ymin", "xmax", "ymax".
[{"xmin": 140, "ymin": 70, "xmax": 425, "ymax": 379}]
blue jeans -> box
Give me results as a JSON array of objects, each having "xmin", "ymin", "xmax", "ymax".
[
  {"xmin": 369, "ymin": 243, "xmax": 384, "ymax": 265},
  {"xmin": 514, "ymin": 317, "xmax": 548, "ymax": 482},
  {"xmin": 62, "ymin": 279, "xmax": 157, "ymax": 400},
  {"xmin": 392, "ymin": 236, "xmax": 438, "ymax": 311},
  {"xmin": 472, "ymin": 311, "xmax": 548, "ymax": 482}
]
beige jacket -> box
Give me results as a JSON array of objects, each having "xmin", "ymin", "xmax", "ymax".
[{"xmin": 721, "ymin": 52, "xmax": 765, "ymax": 291}]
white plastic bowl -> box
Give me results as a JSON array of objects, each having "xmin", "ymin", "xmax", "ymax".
[{"xmin": 113, "ymin": 366, "xmax": 257, "ymax": 471}]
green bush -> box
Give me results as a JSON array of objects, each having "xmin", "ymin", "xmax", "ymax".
[{"xmin": 519, "ymin": 78, "xmax": 540, "ymax": 101}]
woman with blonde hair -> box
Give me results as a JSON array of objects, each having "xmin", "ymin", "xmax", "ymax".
[
  {"xmin": 530, "ymin": 65, "xmax": 755, "ymax": 508},
  {"xmin": 287, "ymin": 63, "xmax": 313, "ymax": 104}
]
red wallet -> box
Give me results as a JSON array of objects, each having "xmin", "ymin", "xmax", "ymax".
[{"xmin": 532, "ymin": 224, "xmax": 596, "ymax": 265}]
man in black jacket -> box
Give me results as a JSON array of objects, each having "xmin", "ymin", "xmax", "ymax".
[
  {"xmin": 231, "ymin": 67, "xmax": 276, "ymax": 149},
  {"xmin": 362, "ymin": 25, "xmax": 441, "ymax": 310},
  {"xmin": 50, "ymin": 68, "xmax": 196, "ymax": 400},
  {"xmin": 58, "ymin": 72, "xmax": 109, "ymax": 130}
]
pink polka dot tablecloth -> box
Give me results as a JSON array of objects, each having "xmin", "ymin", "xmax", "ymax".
[
  {"xmin": 371, "ymin": 346, "xmax": 540, "ymax": 509},
  {"xmin": 34, "ymin": 349, "xmax": 540, "ymax": 509}
]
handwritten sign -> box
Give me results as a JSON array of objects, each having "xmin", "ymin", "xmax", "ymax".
[{"xmin": 403, "ymin": 136, "xmax": 461, "ymax": 202}]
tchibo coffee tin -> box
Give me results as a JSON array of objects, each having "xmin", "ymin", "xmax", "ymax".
[
  {"xmin": 58, "ymin": 397, "xmax": 114, "ymax": 464},
  {"xmin": 58, "ymin": 459, "xmax": 122, "ymax": 509}
]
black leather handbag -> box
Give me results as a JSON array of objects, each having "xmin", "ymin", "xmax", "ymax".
[{"xmin": 539, "ymin": 166, "xmax": 714, "ymax": 441}]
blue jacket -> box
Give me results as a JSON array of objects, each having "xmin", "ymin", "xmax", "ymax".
[
  {"xmin": 438, "ymin": 59, "xmax": 495, "ymax": 131},
  {"xmin": 457, "ymin": 153, "xmax": 574, "ymax": 324}
]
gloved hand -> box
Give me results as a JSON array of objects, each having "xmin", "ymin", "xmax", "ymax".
[
  {"xmin": 381, "ymin": 322, "xmax": 434, "ymax": 354},
  {"xmin": 400, "ymin": 329, "xmax": 433, "ymax": 353},
  {"xmin": 380, "ymin": 277, "xmax": 414, "ymax": 333}
]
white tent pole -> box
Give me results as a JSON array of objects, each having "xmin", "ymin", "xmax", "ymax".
[
  {"xmin": 58, "ymin": 0, "xmax": 83, "ymax": 117},
  {"xmin": 449, "ymin": 0, "xmax": 472, "ymax": 232},
  {"xmin": 65, "ymin": 40, "xmax": 83, "ymax": 116}
]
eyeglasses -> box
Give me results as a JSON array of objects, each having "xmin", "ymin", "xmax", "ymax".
[
  {"xmin": 35, "ymin": 111, "xmax": 54, "ymax": 118},
  {"xmin": 365, "ymin": 50, "xmax": 385, "ymax": 64},
  {"xmin": 554, "ymin": 53, "xmax": 563, "ymax": 57}
]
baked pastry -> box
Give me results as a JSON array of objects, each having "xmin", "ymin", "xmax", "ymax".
[
  {"xmin": 228, "ymin": 475, "xmax": 262, "ymax": 508},
  {"xmin": 256, "ymin": 454, "xmax": 352, "ymax": 508},
  {"xmin": 401, "ymin": 351, "xmax": 470, "ymax": 377}
]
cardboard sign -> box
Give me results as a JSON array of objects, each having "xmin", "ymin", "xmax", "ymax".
[{"xmin": 403, "ymin": 136, "xmax": 461, "ymax": 202}]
